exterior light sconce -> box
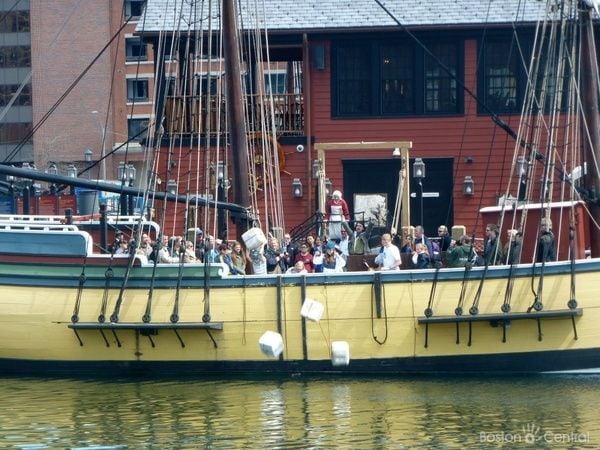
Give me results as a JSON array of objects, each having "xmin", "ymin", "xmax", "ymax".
[
  {"xmin": 127, "ymin": 163, "xmax": 137, "ymax": 184},
  {"xmin": 292, "ymin": 178, "xmax": 303, "ymax": 198},
  {"xmin": 46, "ymin": 162, "xmax": 58, "ymax": 176},
  {"xmin": 312, "ymin": 159, "xmax": 320, "ymax": 178},
  {"xmin": 515, "ymin": 155, "xmax": 527, "ymax": 177},
  {"xmin": 216, "ymin": 161, "xmax": 225, "ymax": 182},
  {"xmin": 84, "ymin": 149, "xmax": 93, "ymax": 163},
  {"xmin": 324, "ymin": 178, "xmax": 333, "ymax": 197},
  {"xmin": 167, "ymin": 179, "xmax": 177, "ymax": 195},
  {"xmin": 413, "ymin": 158, "xmax": 426, "ymax": 179},
  {"xmin": 463, "ymin": 176, "xmax": 474, "ymax": 196},
  {"xmin": 66, "ymin": 164, "xmax": 77, "ymax": 178}
]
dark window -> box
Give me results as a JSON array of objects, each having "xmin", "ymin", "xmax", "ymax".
[
  {"xmin": 0, "ymin": 84, "xmax": 31, "ymax": 107},
  {"xmin": 195, "ymin": 75, "xmax": 219, "ymax": 95},
  {"xmin": 165, "ymin": 76, "xmax": 177, "ymax": 96},
  {"xmin": 0, "ymin": 46, "xmax": 31, "ymax": 68},
  {"xmin": 381, "ymin": 44, "xmax": 414, "ymax": 114},
  {"xmin": 126, "ymin": 38, "xmax": 147, "ymax": 61},
  {"xmin": 264, "ymin": 73, "xmax": 287, "ymax": 95},
  {"xmin": 335, "ymin": 45, "xmax": 371, "ymax": 115},
  {"xmin": 128, "ymin": 118, "xmax": 149, "ymax": 142},
  {"xmin": 481, "ymin": 40, "xmax": 520, "ymax": 113},
  {"xmin": 125, "ymin": 0, "xmax": 146, "ymax": 19},
  {"xmin": 425, "ymin": 43, "xmax": 457, "ymax": 113},
  {"xmin": 127, "ymin": 79, "xmax": 149, "ymax": 101},
  {"xmin": 0, "ymin": 123, "xmax": 32, "ymax": 144},
  {"xmin": 333, "ymin": 39, "xmax": 460, "ymax": 117},
  {"xmin": 0, "ymin": 10, "xmax": 30, "ymax": 32}
]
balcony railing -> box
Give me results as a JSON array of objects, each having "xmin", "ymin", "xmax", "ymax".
[{"xmin": 164, "ymin": 93, "xmax": 304, "ymax": 136}]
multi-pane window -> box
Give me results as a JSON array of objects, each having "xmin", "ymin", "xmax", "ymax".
[
  {"xmin": 127, "ymin": 79, "xmax": 149, "ymax": 101},
  {"xmin": 381, "ymin": 44, "xmax": 413, "ymax": 114},
  {"xmin": 125, "ymin": 0, "xmax": 146, "ymax": 19},
  {"xmin": 195, "ymin": 75, "xmax": 219, "ymax": 95},
  {"xmin": 425, "ymin": 43, "xmax": 457, "ymax": 113},
  {"xmin": 0, "ymin": 10, "xmax": 30, "ymax": 32},
  {"xmin": 264, "ymin": 72, "xmax": 287, "ymax": 95},
  {"xmin": 125, "ymin": 38, "xmax": 147, "ymax": 61},
  {"xmin": 0, "ymin": 123, "xmax": 32, "ymax": 144},
  {"xmin": 335, "ymin": 45, "xmax": 371, "ymax": 115},
  {"xmin": 128, "ymin": 118, "xmax": 149, "ymax": 142},
  {"xmin": 0, "ymin": 84, "xmax": 32, "ymax": 107},
  {"xmin": 0, "ymin": 46, "xmax": 31, "ymax": 67},
  {"xmin": 333, "ymin": 39, "xmax": 460, "ymax": 117},
  {"xmin": 481, "ymin": 41, "xmax": 519, "ymax": 113}
]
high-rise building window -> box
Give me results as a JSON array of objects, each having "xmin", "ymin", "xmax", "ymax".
[
  {"xmin": 127, "ymin": 79, "xmax": 149, "ymax": 101},
  {"xmin": 0, "ymin": 10, "xmax": 30, "ymax": 32},
  {"xmin": 126, "ymin": 38, "xmax": 147, "ymax": 61},
  {"xmin": 125, "ymin": 0, "xmax": 146, "ymax": 19},
  {"xmin": 128, "ymin": 118, "xmax": 149, "ymax": 142}
]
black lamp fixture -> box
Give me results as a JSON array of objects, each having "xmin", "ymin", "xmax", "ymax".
[
  {"xmin": 292, "ymin": 178, "xmax": 303, "ymax": 198},
  {"xmin": 84, "ymin": 149, "xmax": 93, "ymax": 163},
  {"xmin": 312, "ymin": 159, "xmax": 320, "ymax": 178},
  {"xmin": 463, "ymin": 176, "xmax": 474, "ymax": 196},
  {"xmin": 167, "ymin": 179, "xmax": 177, "ymax": 195},
  {"xmin": 412, "ymin": 158, "xmax": 426, "ymax": 179}
]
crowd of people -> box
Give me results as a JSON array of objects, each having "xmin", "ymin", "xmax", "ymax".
[{"xmin": 107, "ymin": 188, "xmax": 555, "ymax": 274}]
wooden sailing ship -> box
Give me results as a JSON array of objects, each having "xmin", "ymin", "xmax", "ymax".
[{"xmin": 0, "ymin": 0, "xmax": 599, "ymax": 376}]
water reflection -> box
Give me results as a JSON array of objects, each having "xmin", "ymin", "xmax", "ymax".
[{"xmin": 0, "ymin": 375, "xmax": 598, "ymax": 448}]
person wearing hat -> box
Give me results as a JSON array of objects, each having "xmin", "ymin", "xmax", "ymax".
[
  {"xmin": 322, "ymin": 240, "xmax": 346, "ymax": 272},
  {"xmin": 325, "ymin": 190, "xmax": 350, "ymax": 240}
]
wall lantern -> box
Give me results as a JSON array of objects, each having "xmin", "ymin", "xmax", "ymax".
[
  {"xmin": 312, "ymin": 159, "xmax": 320, "ymax": 178},
  {"xmin": 46, "ymin": 162, "xmax": 58, "ymax": 176},
  {"xmin": 413, "ymin": 158, "xmax": 426, "ymax": 179},
  {"xmin": 84, "ymin": 149, "xmax": 93, "ymax": 163},
  {"xmin": 324, "ymin": 178, "xmax": 333, "ymax": 197},
  {"xmin": 167, "ymin": 179, "xmax": 177, "ymax": 195},
  {"xmin": 66, "ymin": 164, "xmax": 77, "ymax": 178},
  {"xmin": 463, "ymin": 176, "xmax": 474, "ymax": 196},
  {"xmin": 292, "ymin": 178, "xmax": 303, "ymax": 198},
  {"xmin": 515, "ymin": 155, "xmax": 527, "ymax": 177}
]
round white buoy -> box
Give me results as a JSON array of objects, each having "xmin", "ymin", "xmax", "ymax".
[
  {"xmin": 258, "ymin": 330, "xmax": 284, "ymax": 358},
  {"xmin": 331, "ymin": 341, "xmax": 350, "ymax": 366}
]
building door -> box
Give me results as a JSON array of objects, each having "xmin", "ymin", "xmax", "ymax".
[
  {"xmin": 342, "ymin": 158, "xmax": 454, "ymax": 237},
  {"xmin": 409, "ymin": 157, "xmax": 454, "ymax": 236}
]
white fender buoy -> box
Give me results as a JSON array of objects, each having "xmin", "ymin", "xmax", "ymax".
[
  {"xmin": 258, "ymin": 330, "xmax": 284, "ymax": 358},
  {"xmin": 300, "ymin": 298, "xmax": 324, "ymax": 322},
  {"xmin": 331, "ymin": 341, "xmax": 350, "ymax": 367}
]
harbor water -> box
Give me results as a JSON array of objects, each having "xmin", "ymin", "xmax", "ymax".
[{"xmin": 0, "ymin": 375, "xmax": 598, "ymax": 448}]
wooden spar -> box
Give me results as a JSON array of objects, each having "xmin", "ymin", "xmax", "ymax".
[
  {"xmin": 222, "ymin": 0, "xmax": 251, "ymax": 238},
  {"xmin": 581, "ymin": 7, "xmax": 600, "ymax": 257}
]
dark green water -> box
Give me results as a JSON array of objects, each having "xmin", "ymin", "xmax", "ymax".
[{"xmin": 0, "ymin": 375, "xmax": 598, "ymax": 449}]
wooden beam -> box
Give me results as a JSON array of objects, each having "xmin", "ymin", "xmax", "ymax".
[{"xmin": 314, "ymin": 141, "xmax": 413, "ymax": 229}]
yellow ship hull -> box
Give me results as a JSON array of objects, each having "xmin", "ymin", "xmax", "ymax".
[{"xmin": 1, "ymin": 259, "xmax": 598, "ymax": 375}]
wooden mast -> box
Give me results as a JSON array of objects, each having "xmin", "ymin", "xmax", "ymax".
[
  {"xmin": 581, "ymin": 5, "xmax": 600, "ymax": 257},
  {"xmin": 222, "ymin": 0, "xmax": 251, "ymax": 238}
]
